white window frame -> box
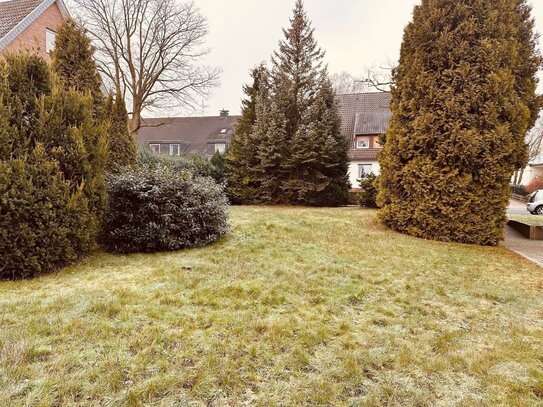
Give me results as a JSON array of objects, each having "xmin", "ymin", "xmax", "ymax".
[
  {"xmin": 149, "ymin": 144, "xmax": 160, "ymax": 154},
  {"xmin": 214, "ymin": 143, "xmax": 226, "ymax": 154},
  {"xmin": 169, "ymin": 144, "xmax": 181, "ymax": 156},
  {"xmin": 356, "ymin": 138, "xmax": 370, "ymax": 149},
  {"xmin": 358, "ymin": 164, "xmax": 373, "ymax": 178},
  {"xmin": 46, "ymin": 28, "xmax": 56, "ymax": 54},
  {"xmin": 220, "ymin": 128, "xmax": 227, "ymax": 134}
]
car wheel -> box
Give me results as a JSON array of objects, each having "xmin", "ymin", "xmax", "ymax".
[{"xmin": 537, "ymin": 206, "xmax": 543, "ymax": 216}]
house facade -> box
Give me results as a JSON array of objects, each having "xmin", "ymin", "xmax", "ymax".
[
  {"xmin": 0, "ymin": 0, "xmax": 68, "ymax": 61},
  {"xmin": 137, "ymin": 110, "xmax": 240, "ymax": 158},
  {"xmin": 337, "ymin": 92, "xmax": 391, "ymax": 187}
]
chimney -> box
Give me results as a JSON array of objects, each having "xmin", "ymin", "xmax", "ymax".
[{"xmin": 219, "ymin": 109, "xmax": 229, "ymax": 117}]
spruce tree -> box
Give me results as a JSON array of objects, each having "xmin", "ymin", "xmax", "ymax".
[
  {"xmin": 226, "ymin": 64, "xmax": 268, "ymax": 204},
  {"xmin": 378, "ymin": 0, "xmax": 542, "ymax": 245},
  {"xmin": 229, "ymin": 0, "xmax": 349, "ymax": 206},
  {"xmin": 105, "ymin": 91, "xmax": 137, "ymax": 172},
  {"xmin": 51, "ymin": 19, "xmax": 103, "ymax": 109}
]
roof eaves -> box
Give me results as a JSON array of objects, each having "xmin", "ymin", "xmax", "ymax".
[{"xmin": 0, "ymin": 0, "xmax": 69, "ymax": 52}]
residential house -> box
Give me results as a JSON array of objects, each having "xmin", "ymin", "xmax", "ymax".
[
  {"xmin": 0, "ymin": 0, "xmax": 68, "ymax": 61},
  {"xmin": 137, "ymin": 110, "xmax": 240, "ymax": 158},
  {"xmin": 337, "ymin": 92, "xmax": 391, "ymax": 187}
]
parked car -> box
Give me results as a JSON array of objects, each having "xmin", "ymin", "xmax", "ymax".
[{"xmin": 527, "ymin": 189, "xmax": 543, "ymax": 215}]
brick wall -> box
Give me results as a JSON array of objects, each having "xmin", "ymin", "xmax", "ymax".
[{"xmin": 1, "ymin": 3, "xmax": 65, "ymax": 61}]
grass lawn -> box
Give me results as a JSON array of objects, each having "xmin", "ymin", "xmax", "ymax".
[
  {"xmin": 1, "ymin": 207, "xmax": 543, "ymax": 406},
  {"xmin": 509, "ymin": 214, "xmax": 543, "ymax": 227}
]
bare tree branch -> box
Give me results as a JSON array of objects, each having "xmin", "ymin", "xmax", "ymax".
[
  {"xmin": 70, "ymin": 0, "xmax": 220, "ymax": 134},
  {"xmin": 328, "ymin": 71, "xmax": 367, "ymax": 94},
  {"xmin": 361, "ymin": 59, "xmax": 396, "ymax": 92}
]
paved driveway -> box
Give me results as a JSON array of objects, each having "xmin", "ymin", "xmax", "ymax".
[
  {"xmin": 507, "ymin": 199, "xmax": 529, "ymax": 215},
  {"xmin": 502, "ymin": 225, "xmax": 543, "ymax": 268}
]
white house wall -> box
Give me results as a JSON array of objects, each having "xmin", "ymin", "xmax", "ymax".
[{"xmin": 348, "ymin": 160, "xmax": 380, "ymax": 188}]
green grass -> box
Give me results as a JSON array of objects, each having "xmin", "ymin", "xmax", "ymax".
[
  {"xmin": 1, "ymin": 207, "xmax": 543, "ymax": 406},
  {"xmin": 509, "ymin": 214, "xmax": 543, "ymax": 226}
]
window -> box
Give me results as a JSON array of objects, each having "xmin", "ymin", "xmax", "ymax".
[
  {"xmin": 214, "ymin": 143, "xmax": 226, "ymax": 154},
  {"xmin": 220, "ymin": 128, "xmax": 227, "ymax": 134},
  {"xmin": 358, "ymin": 164, "xmax": 372, "ymax": 178},
  {"xmin": 150, "ymin": 144, "xmax": 160, "ymax": 154},
  {"xmin": 46, "ymin": 29, "xmax": 56, "ymax": 53},
  {"xmin": 356, "ymin": 137, "xmax": 370, "ymax": 149},
  {"xmin": 169, "ymin": 144, "xmax": 181, "ymax": 156}
]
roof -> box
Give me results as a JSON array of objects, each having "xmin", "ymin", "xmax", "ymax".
[
  {"xmin": 337, "ymin": 92, "xmax": 391, "ymax": 137},
  {"xmin": 354, "ymin": 111, "xmax": 391, "ymax": 135},
  {"xmin": 348, "ymin": 148, "xmax": 381, "ymax": 160},
  {"xmin": 138, "ymin": 115, "xmax": 240, "ymax": 157},
  {"xmin": 0, "ymin": 0, "xmax": 69, "ymax": 51}
]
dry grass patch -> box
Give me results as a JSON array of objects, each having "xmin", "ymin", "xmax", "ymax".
[{"xmin": 1, "ymin": 207, "xmax": 543, "ymax": 406}]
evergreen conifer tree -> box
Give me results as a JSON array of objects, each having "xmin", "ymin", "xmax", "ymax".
[
  {"xmin": 229, "ymin": 0, "xmax": 349, "ymax": 206},
  {"xmin": 378, "ymin": 0, "xmax": 542, "ymax": 245},
  {"xmin": 105, "ymin": 91, "xmax": 137, "ymax": 172},
  {"xmin": 51, "ymin": 19, "xmax": 103, "ymax": 109},
  {"xmin": 226, "ymin": 64, "xmax": 268, "ymax": 204}
]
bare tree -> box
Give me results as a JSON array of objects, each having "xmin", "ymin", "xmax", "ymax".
[
  {"xmin": 361, "ymin": 59, "xmax": 396, "ymax": 92},
  {"xmin": 71, "ymin": 0, "xmax": 220, "ymax": 134},
  {"xmin": 329, "ymin": 71, "xmax": 367, "ymax": 94},
  {"xmin": 513, "ymin": 114, "xmax": 543, "ymax": 184}
]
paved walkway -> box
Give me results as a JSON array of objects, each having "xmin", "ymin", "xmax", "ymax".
[
  {"xmin": 503, "ymin": 225, "xmax": 543, "ymax": 268},
  {"xmin": 507, "ymin": 199, "xmax": 529, "ymax": 215}
]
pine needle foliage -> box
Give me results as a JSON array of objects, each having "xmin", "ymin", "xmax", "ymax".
[
  {"xmin": 378, "ymin": 0, "xmax": 543, "ymax": 245},
  {"xmin": 228, "ymin": 1, "xmax": 349, "ymax": 206}
]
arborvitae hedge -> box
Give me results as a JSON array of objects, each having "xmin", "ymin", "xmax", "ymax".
[
  {"xmin": 378, "ymin": 0, "xmax": 542, "ymax": 245},
  {"xmin": 0, "ymin": 54, "xmax": 108, "ymax": 279}
]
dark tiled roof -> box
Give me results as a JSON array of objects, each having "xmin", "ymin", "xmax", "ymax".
[
  {"xmin": 337, "ymin": 92, "xmax": 391, "ymax": 137},
  {"xmin": 138, "ymin": 115, "xmax": 240, "ymax": 157},
  {"xmin": 0, "ymin": 0, "xmax": 43, "ymax": 40},
  {"xmin": 354, "ymin": 111, "xmax": 391, "ymax": 135},
  {"xmin": 348, "ymin": 149, "xmax": 380, "ymax": 160}
]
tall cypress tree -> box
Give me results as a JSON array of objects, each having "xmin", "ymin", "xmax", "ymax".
[
  {"xmin": 378, "ymin": 0, "xmax": 542, "ymax": 245},
  {"xmin": 226, "ymin": 64, "xmax": 269, "ymax": 204}
]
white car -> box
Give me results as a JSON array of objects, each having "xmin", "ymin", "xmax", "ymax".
[{"xmin": 527, "ymin": 189, "xmax": 543, "ymax": 215}]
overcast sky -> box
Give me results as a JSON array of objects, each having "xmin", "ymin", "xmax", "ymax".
[{"xmin": 193, "ymin": 0, "xmax": 543, "ymax": 117}]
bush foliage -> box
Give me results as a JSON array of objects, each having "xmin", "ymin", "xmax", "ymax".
[
  {"xmin": 510, "ymin": 184, "xmax": 528, "ymax": 196},
  {"xmin": 101, "ymin": 167, "xmax": 229, "ymax": 254},
  {"xmin": 358, "ymin": 172, "xmax": 379, "ymax": 208},
  {"xmin": 378, "ymin": 0, "xmax": 542, "ymax": 245},
  {"xmin": 527, "ymin": 177, "xmax": 543, "ymax": 193},
  {"xmin": 137, "ymin": 146, "xmax": 225, "ymax": 184},
  {"xmin": 0, "ymin": 54, "xmax": 108, "ymax": 279}
]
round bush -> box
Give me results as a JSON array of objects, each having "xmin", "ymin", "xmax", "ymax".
[
  {"xmin": 101, "ymin": 167, "xmax": 229, "ymax": 253},
  {"xmin": 527, "ymin": 177, "xmax": 543, "ymax": 194}
]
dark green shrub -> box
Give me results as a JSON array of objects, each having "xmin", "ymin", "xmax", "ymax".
[
  {"xmin": 0, "ymin": 146, "xmax": 90, "ymax": 279},
  {"xmin": 0, "ymin": 54, "xmax": 108, "ymax": 279},
  {"xmin": 510, "ymin": 184, "xmax": 528, "ymax": 196},
  {"xmin": 101, "ymin": 167, "xmax": 229, "ymax": 253},
  {"xmin": 359, "ymin": 172, "xmax": 379, "ymax": 208}
]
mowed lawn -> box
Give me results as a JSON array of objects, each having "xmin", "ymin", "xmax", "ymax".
[{"xmin": 1, "ymin": 207, "xmax": 543, "ymax": 406}]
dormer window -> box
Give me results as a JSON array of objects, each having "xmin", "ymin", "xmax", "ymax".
[
  {"xmin": 214, "ymin": 143, "xmax": 226, "ymax": 154},
  {"xmin": 220, "ymin": 128, "xmax": 227, "ymax": 134},
  {"xmin": 46, "ymin": 29, "xmax": 56, "ymax": 54},
  {"xmin": 356, "ymin": 137, "xmax": 370, "ymax": 149}
]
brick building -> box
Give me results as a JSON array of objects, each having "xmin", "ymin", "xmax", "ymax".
[{"xmin": 0, "ymin": 0, "xmax": 69, "ymax": 61}]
